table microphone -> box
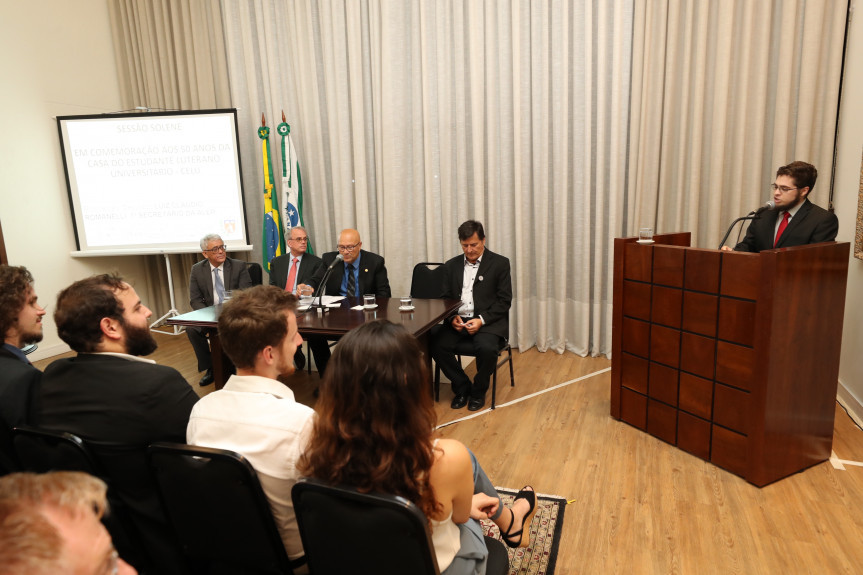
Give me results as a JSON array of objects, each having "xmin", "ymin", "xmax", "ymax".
[{"xmin": 313, "ymin": 253, "xmax": 344, "ymax": 306}]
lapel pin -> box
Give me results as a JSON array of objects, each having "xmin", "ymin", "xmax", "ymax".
[
  {"xmin": 478, "ymin": 275, "xmax": 484, "ymax": 281},
  {"xmin": 364, "ymin": 268, "xmax": 368, "ymax": 273}
]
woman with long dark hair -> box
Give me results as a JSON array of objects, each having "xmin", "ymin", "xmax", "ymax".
[{"xmin": 298, "ymin": 320, "xmax": 537, "ymax": 574}]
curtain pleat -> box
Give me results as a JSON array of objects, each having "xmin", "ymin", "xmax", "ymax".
[
  {"xmin": 108, "ymin": 0, "xmax": 233, "ymax": 318},
  {"xmin": 108, "ymin": 0, "xmax": 846, "ymax": 357}
]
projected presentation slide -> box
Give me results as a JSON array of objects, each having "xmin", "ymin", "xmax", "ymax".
[{"xmin": 58, "ymin": 110, "xmax": 251, "ymax": 255}]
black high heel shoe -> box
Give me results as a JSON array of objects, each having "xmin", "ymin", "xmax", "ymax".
[{"xmin": 501, "ymin": 486, "xmax": 537, "ymax": 548}]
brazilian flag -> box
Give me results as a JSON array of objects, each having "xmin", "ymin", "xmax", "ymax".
[{"xmin": 258, "ymin": 118, "xmax": 285, "ymax": 273}]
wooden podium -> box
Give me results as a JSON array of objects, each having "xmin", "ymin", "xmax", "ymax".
[{"xmin": 610, "ymin": 232, "xmax": 850, "ymax": 486}]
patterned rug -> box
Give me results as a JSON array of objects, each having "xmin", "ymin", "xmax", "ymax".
[{"xmin": 480, "ymin": 488, "xmax": 567, "ymax": 575}]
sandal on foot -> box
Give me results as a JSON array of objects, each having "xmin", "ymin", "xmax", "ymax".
[{"xmin": 501, "ymin": 486, "xmax": 537, "ymax": 548}]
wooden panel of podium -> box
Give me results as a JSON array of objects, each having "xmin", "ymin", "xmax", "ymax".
[{"xmin": 610, "ymin": 232, "xmax": 850, "ymax": 486}]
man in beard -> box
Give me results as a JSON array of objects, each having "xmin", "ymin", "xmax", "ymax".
[
  {"xmin": 0, "ymin": 265, "xmax": 47, "ymax": 469},
  {"xmin": 37, "ymin": 273, "xmax": 198, "ymax": 575}
]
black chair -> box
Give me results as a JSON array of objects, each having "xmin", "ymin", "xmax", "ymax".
[
  {"xmin": 147, "ymin": 442, "xmax": 298, "ymax": 575},
  {"xmin": 248, "ymin": 262, "xmax": 264, "ymax": 286},
  {"xmin": 434, "ymin": 339, "xmax": 514, "ymax": 410},
  {"xmin": 11, "ymin": 426, "xmax": 155, "ymax": 573},
  {"xmin": 11, "ymin": 425, "xmax": 100, "ymax": 474},
  {"xmin": 291, "ymin": 477, "xmax": 509, "ymax": 575},
  {"xmin": 410, "ymin": 262, "xmax": 446, "ymax": 299},
  {"xmin": 0, "ymin": 422, "xmax": 19, "ymax": 475}
]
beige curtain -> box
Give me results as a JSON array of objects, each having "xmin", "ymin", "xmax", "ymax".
[
  {"xmin": 221, "ymin": 0, "xmax": 635, "ymax": 356},
  {"xmin": 108, "ymin": 0, "xmax": 848, "ymax": 357},
  {"xmin": 628, "ymin": 0, "xmax": 847, "ymax": 249},
  {"xmin": 108, "ymin": 0, "xmax": 235, "ymax": 318}
]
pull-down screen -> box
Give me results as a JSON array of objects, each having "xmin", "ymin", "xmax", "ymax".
[{"xmin": 57, "ymin": 109, "xmax": 251, "ymax": 256}]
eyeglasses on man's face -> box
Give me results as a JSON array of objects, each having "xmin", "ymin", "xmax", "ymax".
[
  {"xmin": 289, "ymin": 236, "xmax": 309, "ymax": 243},
  {"xmin": 204, "ymin": 245, "xmax": 227, "ymax": 253},
  {"xmin": 771, "ymin": 184, "xmax": 799, "ymax": 193},
  {"xmin": 337, "ymin": 243, "xmax": 359, "ymax": 252}
]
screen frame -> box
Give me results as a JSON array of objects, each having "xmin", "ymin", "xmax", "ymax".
[{"xmin": 56, "ymin": 108, "xmax": 252, "ymax": 256}]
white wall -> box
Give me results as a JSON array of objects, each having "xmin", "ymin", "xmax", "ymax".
[
  {"xmin": 0, "ymin": 1, "xmax": 150, "ymax": 361},
  {"xmin": 834, "ymin": 1, "xmax": 863, "ymax": 424}
]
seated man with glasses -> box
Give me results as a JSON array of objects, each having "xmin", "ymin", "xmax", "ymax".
[
  {"xmin": 306, "ymin": 228, "xmax": 391, "ymax": 375},
  {"xmin": 721, "ymin": 161, "xmax": 838, "ymax": 253},
  {"xmin": 188, "ymin": 233, "xmax": 253, "ymax": 386},
  {"xmin": 269, "ymin": 226, "xmax": 323, "ymax": 370}
]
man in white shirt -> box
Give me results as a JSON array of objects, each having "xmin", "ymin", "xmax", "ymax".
[{"xmin": 187, "ymin": 285, "xmax": 313, "ymax": 569}]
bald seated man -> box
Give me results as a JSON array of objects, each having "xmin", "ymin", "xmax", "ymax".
[{"xmin": 305, "ymin": 229, "xmax": 391, "ymax": 375}]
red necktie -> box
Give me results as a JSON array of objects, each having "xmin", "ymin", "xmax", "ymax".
[
  {"xmin": 285, "ymin": 257, "xmax": 299, "ymax": 292},
  {"xmin": 774, "ymin": 212, "xmax": 790, "ymax": 247}
]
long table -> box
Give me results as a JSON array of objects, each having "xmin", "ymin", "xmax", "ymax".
[{"xmin": 168, "ymin": 296, "xmax": 462, "ymax": 390}]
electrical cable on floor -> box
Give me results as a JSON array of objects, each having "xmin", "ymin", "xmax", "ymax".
[{"xmin": 435, "ymin": 367, "xmax": 611, "ymax": 430}]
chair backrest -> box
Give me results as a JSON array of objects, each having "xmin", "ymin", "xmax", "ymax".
[
  {"xmin": 0, "ymin": 421, "xmax": 19, "ymax": 475},
  {"xmin": 292, "ymin": 477, "xmax": 440, "ymax": 575},
  {"xmin": 12, "ymin": 424, "xmax": 101, "ymax": 475},
  {"xmin": 147, "ymin": 442, "xmax": 294, "ymax": 575},
  {"xmin": 410, "ymin": 262, "xmax": 446, "ymax": 299},
  {"xmin": 248, "ymin": 262, "xmax": 264, "ymax": 286},
  {"xmin": 11, "ymin": 426, "xmax": 163, "ymax": 573}
]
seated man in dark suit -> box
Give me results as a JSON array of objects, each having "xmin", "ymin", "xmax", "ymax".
[
  {"xmin": 269, "ymin": 225, "xmax": 323, "ymax": 370},
  {"xmin": 306, "ymin": 228, "xmax": 391, "ymax": 374},
  {"xmin": 430, "ymin": 221, "xmax": 512, "ymax": 411},
  {"xmin": 38, "ymin": 274, "xmax": 199, "ymax": 574},
  {"xmin": 0, "ymin": 265, "xmax": 46, "ymax": 470},
  {"xmin": 722, "ymin": 161, "xmax": 839, "ymax": 252},
  {"xmin": 188, "ymin": 233, "xmax": 253, "ymax": 386}
]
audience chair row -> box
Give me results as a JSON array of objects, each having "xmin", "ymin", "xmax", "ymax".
[{"xmin": 6, "ymin": 426, "xmax": 509, "ymax": 575}]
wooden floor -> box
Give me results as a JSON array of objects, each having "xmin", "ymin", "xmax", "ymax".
[{"xmin": 35, "ymin": 332, "xmax": 863, "ymax": 574}]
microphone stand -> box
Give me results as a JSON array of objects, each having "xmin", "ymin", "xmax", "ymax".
[
  {"xmin": 311, "ymin": 264, "xmax": 338, "ymax": 311},
  {"xmin": 718, "ymin": 213, "xmax": 760, "ymax": 250}
]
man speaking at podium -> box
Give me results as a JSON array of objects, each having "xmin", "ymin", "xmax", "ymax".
[{"xmin": 722, "ymin": 161, "xmax": 838, "ymax": 253}]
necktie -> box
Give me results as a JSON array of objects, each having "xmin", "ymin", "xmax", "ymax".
[
  {"xmin": 214, "ymin": 267, "xmax": 225, "ymax": 303},
  {"xmin": 774, "ymin": 212, "xmax": 791, "ymax": 247},
  {"xmin": 346, "ymin": 263, "xmax": 356, "ymax": 298},
  {"xmin": 285, "ymin": 257, "xmax": 299, "ymax": 292}
]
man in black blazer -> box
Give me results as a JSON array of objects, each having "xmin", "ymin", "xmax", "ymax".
[
  {"xmin": 306, "ymin": 228, "xmax": 391, "ymax": 374},
  {"xmin": 38, "ymin": 274, "xmax": 198, "ymax": 574},
  {"xmin": 310, "ymin": 228, "xmax": 391, "ymax": 298},
  {"xmin": 723, "ymin": 161, "xmax": 839, "ymax": 252},
  {"xmin": 430, "ymin": 221, "xmax": 512, "ymax": 411},
  {"xmin": 188, "ymin": 233, "xmax": 253, "ymax": 385},
  {"xmin": 269, "ymin": 225, "xmax": 323, "ymax": 369},
  {"xmin": 0, "ymin": 265, "xmax": 46, "ymax": 469}
]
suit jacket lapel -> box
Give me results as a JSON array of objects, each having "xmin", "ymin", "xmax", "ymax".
[
  {"xmin": 454, "ymin": 257, "xmax": 465, "ymax": 297},
  {"xmin": 474, "ymin": 251, "xmax": 493, "ymax": 298},
  {"xmin": 776, "ymin": 200, "xmax": 811, "ymax": 248},
  {"xmin": 202, "ymin": 262, "xmax": 215, "ymax": 305}
]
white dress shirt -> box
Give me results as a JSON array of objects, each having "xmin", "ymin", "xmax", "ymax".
[
  {"xmin": 186, "ymin": 374, "xmax": 315, "ymax": 560},
  {"xmin": 459, "ymin": 256, "xmax": 485, "ymax": 324}
]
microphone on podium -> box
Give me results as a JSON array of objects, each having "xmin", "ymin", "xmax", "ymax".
[
  {"xmin": 750, "ymin": 200, "xmax": 775, "ymax": 216},
  {"xmin": 719, "ymin": 200, "xmax": 775, "ymax": 250}
]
